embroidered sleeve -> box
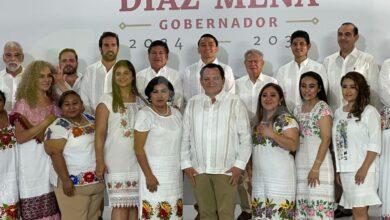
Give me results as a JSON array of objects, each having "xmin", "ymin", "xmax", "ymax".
[
  {"xmin": 45, "ymin": 119, "xmax": 69, "ymax": 140},
  {"xmin": 134, "ymin": 108, "xmax": 152, "ymax": 132},
  {"xmin": 275, "ymin": 113, "xmax": 298, "ymax": 132},
  {"xmin": 317, "ymin": 101, "xmax": 333, "ymax": 119}
]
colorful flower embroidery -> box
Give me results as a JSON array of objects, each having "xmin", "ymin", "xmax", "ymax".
[
  {"xmin": 297, "ymin": 102, "xmax": 331, "ymax": 138},
  {"xmin": 297, "ymin": 199, "xmax": 334, "ymax": 218},
  {"xmin": 252, "ymin": 198, "xmax": 278, "ymax": 219},
  {"xmin": 69, "ymin": 171, "xmax": 99, "ymax": 186},
  {"xmin": 381, "ymin": 107, "xmax": 390, "ymax": 130},
  {"xmin": 56, "ymin": 118, "xmax": 71, "ymax": 129},
  {"xmin": 0, "ymin": 203, "xmax": 18, "ymax": 220},
  {"xmin": 0, "ymin": 125, "xmax": 16, "ymax": 151},
  {"xmin": 335, "ymin": 119, "xmax": 348, "ymax": 160},
  {"xmin": 176, "ymin": 199, "xmax": 183, "ymax": 217},
  {"xmin": 71, "ymin": 124, "xmax": 94, "ymax": 138},
  {"xmin": 107, "ymin": 180, "xmax": 138, "ymax": 189},
  {"xmin": 142, "ymin": 200, "xmax": 154, "ymax": 219},
  {"xmin": 156, "ymin": 201, "xmax": 173, "ymax": 220},
  {"xmin": 119, "ymin": 106, "xmax": 136, "ymax": 138},
  {"xmin": 277, "ymin": 200, "xmax": 295, "ymax": 220}
]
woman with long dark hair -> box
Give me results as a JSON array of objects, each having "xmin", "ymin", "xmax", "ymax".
[
  {"xmin": 332, "ymin": 71, "xmax": 381, "ymax": 220},
  {"xmin": 294, "ymin": 71, "xmax": 335, "ymax": 219},
  {"xmin": 251, "ymin": 83, "xmax": 299, "ymax": 220}
]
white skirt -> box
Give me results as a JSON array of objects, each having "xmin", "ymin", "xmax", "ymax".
[
  {"xmin": 380, "ymin": 129, "xmax": 390, "ymax": 217},
  {"xmin": 340, "ymin": 172, "xmax": 381, "ymax": 209}
]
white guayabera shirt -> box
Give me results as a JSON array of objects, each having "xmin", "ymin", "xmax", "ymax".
[
  {"xmin": 182, "ymin": 58, "xmax": 236, "ymax": 102},
  {"xmin": 235, "ymin": 73, "xmax": 278, "ymax": 121},
  {"xmin": 80, "ymin": 61, "xmax": 113, "ymax": 115},
  {"xmin": 181, "ymin": 90, "xmax": 252, "ymax": 174},
  {"xmin": 379, "ymin": 58, "xmax": 390, "ymax": 107},
  {"xmin": 324, "ymin": 48, "xmax": 381, "ymax": 111},
  {"xmin": 136, "ymin": 66, "xmax": 184, "ymax": 109},
  {"xmin": 0, "ymin": 68, "xmax": 23, "ymax": 112},
  {"xmin": 275, "ymin": 58, "xmax": 328, "ymax": 112}
]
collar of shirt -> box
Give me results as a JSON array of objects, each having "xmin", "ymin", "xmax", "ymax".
[
  {"xmin": 244, "ymin": 72, "xmax": 266, "ymax": 86},
  {"xmin": 64, "ymin": 72, "xmax": 83, "ymax": 89},
  {"xmin": 147, "ymin": 65, "xmax": 167, "ymax": 76},
  {"xmin": 294, "ymin": 57, "xmax": 309, "ymax": 70},
  {"xmin": 0, "ymin": 67, "xmax": 24, "ymax": 78},
  {"xmin": 201, "ymin": 89, "xmax": 227, "ymax": 103},
  {"xmin": 97, "ymin": 60, "xmax": 113, "ymax": 74},
  {"xmin": 337, "ymin": 47, "xmax": 359, "ymax": 61},
  {"xmin": 197, "ymin": 58, "xmax": 220, "ymax": 70}
]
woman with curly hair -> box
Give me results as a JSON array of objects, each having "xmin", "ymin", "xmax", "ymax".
[
  {"xmin": 11, "ymin": 61, "xmax": 61, "ymax": 220},
  {"xmin": 332, "ymin": 71, "xmax": 381, "ymax": 220},
  {"xmin": 95, "ymin": 60, "xmax": 145, "ymax": 220},
  {"xmin": 251, "ymin": 83, "xmax": 299, "ymax": 220}
]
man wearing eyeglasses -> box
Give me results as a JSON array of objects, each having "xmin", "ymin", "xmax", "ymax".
[{"xmin": 0, "ymin": 41, "xmax": 24, "ymax": 112}]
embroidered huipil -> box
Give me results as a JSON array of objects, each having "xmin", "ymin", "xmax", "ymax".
[
  {"xmin": 182, "ymin": 59, "xmax": 235, "ymax": 102},
  {"xmin": 324, "ymin": 48, "xmax": 381, "ymax": 110},
  {"xmin": 332, "ymin": 105, "xmax": 381, "ymax": 173},
  {"xmin": 80, "ymin": 61, "xmax": 113, "ymax": 114},
  {"xmin": 136, "ymin": 66, "xmax": 184, "ymax": 109},
  {"xmin": 0, "ymin": 68, "xmax": 23, "ymax": 112},
  {"xmin": 235, "ymin": 74, "xmax": 278, "ymax": 120},
  {"xmin": 45, "ymin": 114, "xmax": 99, "ymax": 187},
  {"xmin": 181, "ymin": 90, "xmax": 252, "ymax": 174},
  {"xmin": 275, "ymin": 58, "xmax": 328, "ymax": 111}
]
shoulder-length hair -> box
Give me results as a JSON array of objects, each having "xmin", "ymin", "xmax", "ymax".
[
  {"xmin": 111, "ymin": 60, "xmax": 139, "ymax": 113},
  {"xmin": 340, "ymin": 71, "xmax": 370, "ymax": 121},
  {"xmin": 255, "ymin": 83, "xmax": 289, "ymax": 125},
  {"xmin": 299, "ymin": 71, "xmax": 328, "ymax": 103},
  {"xmin": 15, "ymin": 60, "xmax": 56, "ymax": 107}
]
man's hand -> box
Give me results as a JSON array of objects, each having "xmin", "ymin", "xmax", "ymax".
[
  {"xmin": 225, "ymin": 166, "xmax": 243, "ymax": 186},
  {"xmin": 183, "ymin": 167, "xmax": 199, "ymax": 187}
]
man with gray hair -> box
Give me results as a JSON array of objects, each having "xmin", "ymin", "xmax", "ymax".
[
  {"xmin": 0, "ymin": 41, "xmax": 24, "ymax": 112},
  {"xmin": 235, "ymin": 49, "xmax": 277, "ymax": 220}
]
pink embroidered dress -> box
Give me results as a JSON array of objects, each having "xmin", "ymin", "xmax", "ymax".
[
  {"xmin": 11, "ymin": 99, "xmax": 61, "ymax": 220},
  {"xmin": 294, "ymin": 101, "xmax": 335, "ymax": 219},
  {"xmin": 99, "ymin": 94, "xmax": 144, "ymax": 208},
  {"xmin": 0, "ymin": 117, "xmax": 18, "ymax": 219}
]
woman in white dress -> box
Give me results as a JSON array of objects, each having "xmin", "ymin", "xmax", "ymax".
[
  {"xmin": 332, "ymin": 71, "xmax": 381, "ymax": 220},
  {"xmin": 134, "ymin": 76, "xmax": 183, "ymax": 220},
  {"xmin": 95, "ymin": 60, "xmax": 144, "ymax": 220},
  {"xmin": 44, "ymin": 91, "xmax": 105, "ymax": 220},
  {"xmin": 379, "ymin": 59, "xmax": 390, "ymax": 219},
  {"xmin": 251, "ymin": 83, "xmax": 299, "ymax": 220},
  {"xmin": 0, "ymin": 90, "xmax": 18, "ymax": 219},
  {"xmin": 294, "ymin": 71, "xmax": 334, "ymax": 219}
]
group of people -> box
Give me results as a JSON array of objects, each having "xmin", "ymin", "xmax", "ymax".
[{"xmin": 0, "ymin": 21, "xmax": 390, "ymax": 220}]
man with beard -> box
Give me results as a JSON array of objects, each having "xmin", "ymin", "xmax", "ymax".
[
  {"xmin": 81, "ymin": 31, "xmax": 119, "ymax": 114},
  {"xmin": 53, "ymin": 48, "xmax": 83, "ymax": 96},
  {"xmin": 0, "ymin": 41, "xmax": 24, "ymax": 112}
]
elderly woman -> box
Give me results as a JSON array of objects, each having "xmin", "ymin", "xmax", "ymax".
[
  {"xmin": 44, "ymin": 90, "xmax": 105, "ymax": 220},
  {"xmin": 0, "ymin": 90, "xmax": 18, "ymax": 219},
  {"xmin": 332, "ymin": 72, "xmax": 381, "ymax": 220},
  {"xmin": 134, "ymin": 76, "xmax": 183, "ymax": 220},
  {"xmin": 95, "ymin": 60, "xmax": 145, "ymax": 220},
  {"xmin": 11, "ymin": 61, "xmax": 61, "ymax": 220},
  {"xmin": 251, "ymin": 83, "xmax": 299, "ymax": 220}
]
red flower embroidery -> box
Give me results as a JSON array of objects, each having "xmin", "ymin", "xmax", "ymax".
[
  {"xmin": 115, "ymin": 182, "xmax": 123, "ymax": 189},
  {"xmin": 1, "ymin": 134, "xmax": 11, "ymax": 145},
  {"xmin": 5, "ymin": 204, "xmax": 17, "ymax": 218},
  {"xmin": 72, "ymin": 127, "xmax": 83, "ymax": 137},
  {"xmin": 83, "ymin": 172, "xmax": 95, "ymax": 182}
]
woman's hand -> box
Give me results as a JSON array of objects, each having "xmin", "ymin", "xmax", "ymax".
[
  {"xmin": 146, "ymin": 174, "xmax": 159, "ymax": 192},
  {"xmin": 355, "ymin": 166, "xmax": 368, "ymax": 185},
  {"xmin": 307, "ymin": 169, "xmax": 320, "ymax": 188},
  {"xmin": 95, "ymin": 161, "xmax": 107, "ymax": 182},
  {"xmin": 257, "ymin": 123, "xmax": 274, "ymax": 138},
  {"xmin": 335, "ymin": 173, "xmax": 342, "ymax": 186},
  {"xmin": 62, "ymin": 179, "xmax": 75, "ymax": 197}
]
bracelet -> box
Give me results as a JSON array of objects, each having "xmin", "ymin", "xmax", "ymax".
[
  {"xmin": 314, "ymin": 160, "xmax": 322, "ymax": 164},
  {"xmin": 311, "ymin": 169, "xmax": 319, "ymax": 173}
]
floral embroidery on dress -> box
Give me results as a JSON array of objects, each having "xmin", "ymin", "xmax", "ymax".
[
  {"xmin": 71, "ymin": 124, "xmax": 94, "ymax": 138},
  {"xmin": 253, "ymin": 114, "xmax": 296, "ymax": 147},
  {"xmin": 297, "ymin": 199, "xmax": 334, "ymax": 218},
  {"xmin": 298, "ymin": 102, "xmax": 332, "ymax": 138},
  {"xmin": 119, "ymin": 106, "xmax": 136, "ymax": 138},
  {"xmin": 0, "ymin": 125, "xmax": 16, "ymax": 151},
  {"xmin": 107, "ymin": 180, "xmax": 138, "ymax": 189},
  {"xmin": 278, "ymin": 200, "xmax": 295, "ymax": 220},
  {"xmin": 381, "ymin": 107, "xmax": 390, "ymax": 130},
  {"xmin": 69, "ymin": 171, "xmax": 99, "ymax": 186},
  {"xmin": 335, "ymin": 119, "xmax": 348, "ymax": 160},
  {"xmin": 252, "ymin": 198, "xmax": 278, "ymax": 219},
  {"xmin": 176, "ymin": 199, "xmax": 183, "ymax": 217},
  {"xmin": 0, "ymin": 203, "xmax": 18, "ymax": 220},
  {"xmin": 156, "ymin": 201, "xmax": 173, "ymax": 220},
  {"xmin": 142, "ymin": 200, "xmax": 154, "ymax": 219}
]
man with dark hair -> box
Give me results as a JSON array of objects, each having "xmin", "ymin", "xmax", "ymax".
[
  {"xmin": 81, "ymin": 31, "xmax": 119, "ymax": 114},
  {"xmin": 182, "ymin": 63, "xmax": 251, "ymax": 220},
  {"xmin": 275, "ymin": 30, "xmax": 327, "ymax": 111},
  {"xmin": 324, "ymin": 22, "xmax": 381, "ymax": 218},
  {"xmin": 0, "ymin": 41, "xmax": 24, "ymax": 112},
  {"xmin": 137, "ymin": 40, "xmax": 183, "ymax": 109},
  {"xmin": 182, "ymin": 33, "xmax": 235, "ymax": 102},
  {"xmin": 54, "ymin": 48, "xmax": 83, "ymax": 96},
  {"xmin": 324, "ymin": 22, "xmax": 380, "ymax": 111}
]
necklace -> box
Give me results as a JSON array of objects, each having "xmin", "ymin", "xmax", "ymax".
[{"xmin": 152, "ymin": 106, "xmax": 170, "ymax": 116}]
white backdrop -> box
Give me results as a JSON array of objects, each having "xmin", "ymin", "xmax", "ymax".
[
  {"xmin": 1, "ymin": 0, "xmax": 390, "ymax": 77},
  {"xmin": 1, "ymin": 0, "xmax": 390, "ymax": 205}
]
